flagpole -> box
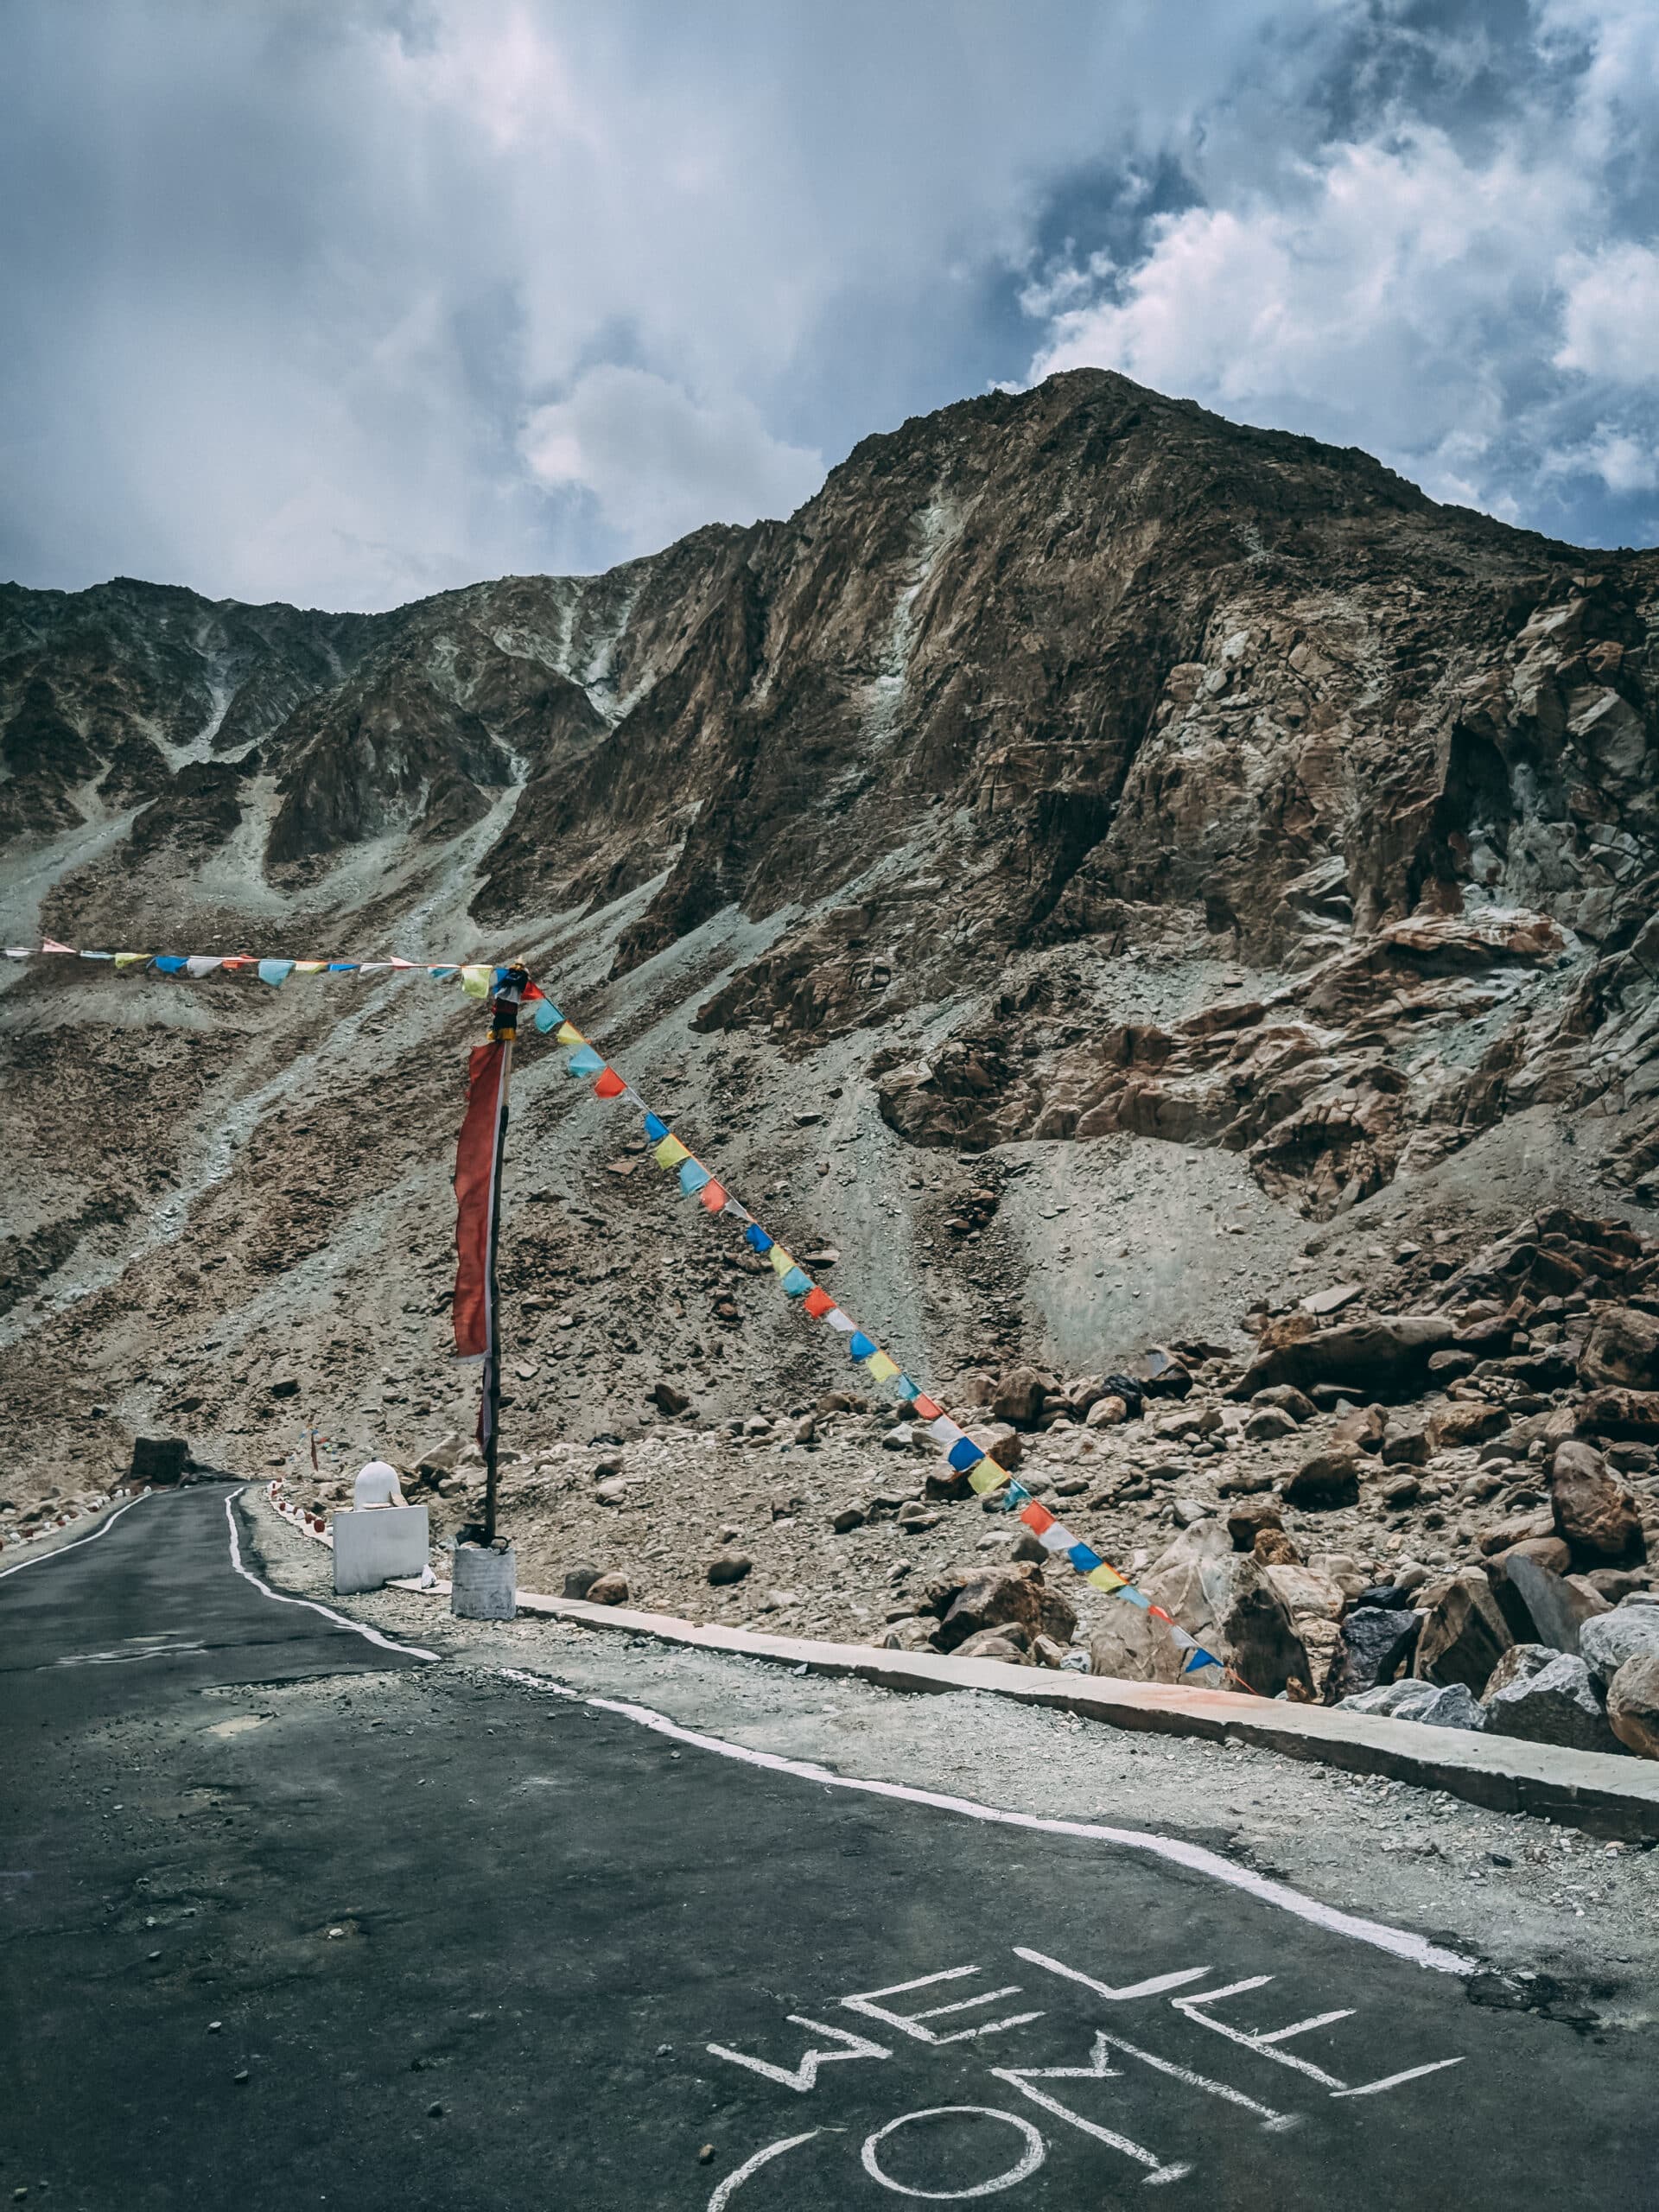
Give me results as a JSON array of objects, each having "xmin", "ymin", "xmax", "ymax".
[
  {"xmin": 479, "ymin": 965, "xmax": 526, "ymax": 1547},
  {"xmin": 480, "ymin": 1033, "xmax": 511, "ymax": 1545}
]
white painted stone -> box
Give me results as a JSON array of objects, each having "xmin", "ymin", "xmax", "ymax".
[
  {"xmin": 451, "ymin": 1539, "xmax": 517, "ymax": 1619},
  {"xmin": 331, "ymin": 1504, "xmax": 429, "ymax": 1594}
]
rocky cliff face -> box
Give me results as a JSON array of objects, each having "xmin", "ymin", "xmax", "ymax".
[{"xmin": 4, "ymin": 368, "xmax": 1659, "ymax": 1541}]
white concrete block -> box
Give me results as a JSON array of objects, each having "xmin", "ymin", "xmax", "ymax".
[{"xmin": 332, "ymin": 1504, "xmax": 429, "ymax": 1594}]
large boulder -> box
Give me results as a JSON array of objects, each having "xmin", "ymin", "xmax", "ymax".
[
  {"xmin": 1341, "ymin": 1680, "xmax": 1484, "ymax": 1731},
  {"xmin": 951, "ymin": 1625, "xmax": 1035, "ymax": 1665},
  {"xmin": 1427, "ymin": 1402, "xmax": 1510, "ymax": 1452},
  {"xmin": 1482, "ymin": 1643, "xmax": 1555, "ymax": 1699},
  {"xmin": 1233, "ymin": 1315, "xmax": 1455, "ymax": 1401},
  {"xmin": 989, "ymin": 1367, "xmax": 1050, "ymax": 1428},
  {"xmin": 1281, "ymin": 1451, "xmax": 1361, "ymax": 1510},
  {"xmin": 1089, "ymin": 1522, "xmax": 1309, "ymax": 1696},
  {"xmin": 933, "ymin": 1562, "xmax": 1077, "ymax": 1653},
  {"xmin": 1413, "ymin": 1569, "xmax": 1513, "ymax": 1693},
  {"xmin": 1484, "ymin": 1654, "xmax": 1624, "ymax": 1755},
  {"xmin": 1262, "ymin": 1563, "xmax": 1348, "ymax": 1699},
  {"xmin": 1488, "ymin": 1551, "xmax": 1610, "ymax": 1651},
  {"xmin": 1606, "ymin": 1653, "xmax": 1659, "ymax": 1758},
  {"xmin": 1580, "ymin": 1306, "xmax": 1659, "ymax": 1391},
  {"xmin": 1548, "ymin": 1440, "xmax": 1645, "ymax": 1565},
  {"xmin": 1323, "ymin": 1607, "xmax": 1420, "ymax": 1704},
  {"xmin": 1579, "ymin": 1605, "xmax": 1659, "ymax": 1685},
  {"xmin": 1577, "ymin": 1388, "xmax": 1659, "ymax": 1441},
  {"xmin": 130, "ymin": 1437, "xmax": 188, "ymax": 1485}
]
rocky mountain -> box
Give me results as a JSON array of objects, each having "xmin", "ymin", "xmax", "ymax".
[{"xmin": 5, "ymin": 366, "xmax": 1659, "ymax": 1598}]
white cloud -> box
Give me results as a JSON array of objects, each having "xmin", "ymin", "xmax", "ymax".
[
  {"xmin": 1023, "ymin": 89, "xmax": 1659, "ymax": 535},
  {"xmin": 521, "ymin": 367, "xmax": 823, "ymax": 546},
  {"xmin": 1555, "ymin": 243, "xmax": 1659, "ymax": 385}
]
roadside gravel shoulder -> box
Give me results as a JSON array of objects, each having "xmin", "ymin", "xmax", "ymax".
[{"xmin": 243, "ymin": 1489, "xmax": 1659, "ymax": 2027}]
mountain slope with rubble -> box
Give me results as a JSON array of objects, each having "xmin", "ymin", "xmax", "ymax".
[{"xmin": 4, "ymin": 367, "xmax": 1659, "ymax": 1732}]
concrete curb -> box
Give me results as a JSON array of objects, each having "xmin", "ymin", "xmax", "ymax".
[{"xmin": 266, "ymin": 1493, "xmax": 1659, "ymax": 1840}]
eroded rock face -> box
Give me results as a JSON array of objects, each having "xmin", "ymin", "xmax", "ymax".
[{"xmin": 1606, "ymin": 1653, "xmax": 1659, "ymax": 1758}]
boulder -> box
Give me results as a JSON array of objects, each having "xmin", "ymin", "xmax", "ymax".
[
  {"xmin": 1089, "ymin": 1521, "xmax": 1308, "ymax": 1696},
  {"xmin": 1225, "ymin": 1500, "xmax": 1283, "ymax": 1551},
  {"xmin": 1579, "ymin": 1606, "xmax": 1659, "ymax": 1685},
  {"xmin": 1413, "ymin": 1570, "xmax": 1514, "ymax": 1693},
  {"xmin": 983, "ymin": 1425, "xmax": 1024, "ymax": 1470},
  {"xmin": 990, "ymin": 1367, "xmax": 1050, "ymax": 1427},
  {"xmin": 648, "ymin": 1380, "xmax": 691, "ymax": 1415},
  {"xmin": 1253, "ymin": 1527, "xmax": 1301, "ymax": 1566},
  {"xmin": 1085, "ymin": 1395, "xmax": 1130, "ymax": 1428},
  {"xmin": 1281, "ymin": 1451, "xmax": 1361, "ymax": 1510},
  {"xmin": 1548, "ymin": 1440, "xmax": 1645, "ymax": 1564},
  {"xmin": 1379, "ymin": 1415, "xmax": 1431, "ymax": 1466},
  {"xmin": 415, "ymin": 1433, "xmax": 464, "ymax": 1478},
  {"xmin": 1577, "ymin": 1388, "xmax": 1659, "ymax": 1441},
  {"xmin": 934, "ymin": 1561, "xmax": 1077, "ymax": 1653},
  {"xmin": 1489, "ymin": 1551, "xmax": 1609, "ymax": 1651},
  {"xmin": 1484, "ymin": 1654, "xmax": 1623, "ymax": 1755},
  {"xmin": 585, "ymin": 1573, "xmax": 630, "ymax": 1606},
  {"xmin": 1243, "ymin": 1406, "xmax": 1300, "ymax": 1441},
  {"xmin": 1262, "ymin": 1562, "xmax": 1347, "ymax": 1697},
  {"xmin": 1323, "ymin": 1607, "xmax": 1420, "ymax": 1704},
  {"xmin": 562, "ymin": 1565, "xmax": 603, "ymax": 1599},
  {"xmin": 1606, "ymin": 1653, "xmax": 1659, "ymax": 1758},
  {"xmin": 1579, "ymin": 1305, "xmax": 1659, "ymax": 1390},
  {"xmin": 1233, "ymin": 1315, "xmax": 1455, "ymax": 1401},
  {"xmin": 1250, "ymin": 1384, "xmax": 1315, "ymax": 1422},
  {"xmin": 951, "ymin": 1625, "xmax": 1034, "ymax": 1665},
  {"xmin": 1483, "ymin": 1643, "xmax": 1556, "ymax": 1699},
  {"xmin": 1333, "ymin": 1403, "xmax": 1388, "ymax": 1453},
  {"xmin": 706, "ymin": 1552, "xmax": 753, "ymax": 1586},
  {"xmin": 130, "ymin": 1437, "xmax": 188, "ymax": 1486},
  {"xmin": 1141, "ymin": 1348, "xmax": 1193, "ymax": 1398},
  {"xmin": 1585, "ymin": 1567, "xmax": 1651, "ymax": 1602},
  {"xmin": 877, "ymin": 1617, "xmax": 938, "ymax": 1652},
  {"xmin": 1341, "ymin": 1680, "xmax": 1484, "ymax": 1731},
  {"xmin": 1428, "ymin": 1402, "xmax": 1510, "ymax": 1452}
]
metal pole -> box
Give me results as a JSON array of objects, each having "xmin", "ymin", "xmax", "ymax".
[{"xmin": 480, "ymin": 1033, "xmax": 512, "ymax": 1545}]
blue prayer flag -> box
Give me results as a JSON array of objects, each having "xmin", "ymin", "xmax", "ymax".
[
  {"xmin": 947, "ymin": 1437, "xmax": 986, "ymax": 1471},
  {"xmin": 533, "ymin": 999, "xmax": 560, "ymax": 1033},
  {"xmin": 780, "ymin": 1267, "xmax": 811, "ymax": 1297},
  {"xmin": 1068, "ymin": 1541, "xmax": 1102, "ymax": 1572},
  {"xmin": 566, "ymin": 1045, "xmax": 604, "ymax": 1077},
  {"xmin": 679, "ymin": 1161, "xmax": 712, "ymax": 1194},
  {"xmin": 745, "ymin": 1225, "xmax": 773, "ymax": 1255},
  {"xmin": 153, "ymin": 956, "xmax": 188, "ymax": 975},
  {"xmin": 644, "ymin": 1113, "xmax": 670, "ymax": 1142},
  {"xmin": 257, "ymin": 959, "xmax": 295, "ymax": 988},
  {"xmin": 849, "ymin": 1331, "xmax": 877, "ymax": 1361}
]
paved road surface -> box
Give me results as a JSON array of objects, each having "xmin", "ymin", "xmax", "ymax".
[{"xmin": 0, "ymin": 1484, "xmax": 1652, "ymax": 2209}]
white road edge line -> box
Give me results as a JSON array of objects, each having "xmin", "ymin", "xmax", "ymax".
[
  {"xmin": 0, "ymin": 1491, "xmax": 152, "ymax": 1580},
  {"xmin": 499, "ymin": 1669, "xmax": 1478, "ymax": 1979},
  {"xmin": 225, "ymin": 1488, "xmax": 439, "ymax": 1662}
]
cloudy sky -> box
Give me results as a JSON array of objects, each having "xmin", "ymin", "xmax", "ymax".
[{"xmin": 4, "ymin": 0, "xmax": 1657, "ymax": 609}]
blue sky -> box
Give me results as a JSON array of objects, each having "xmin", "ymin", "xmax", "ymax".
[{"xmin": 4, "ymin": 0, "xmax": 1658, "ymax": 609}]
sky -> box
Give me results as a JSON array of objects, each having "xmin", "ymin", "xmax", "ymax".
[{"xmin": 3, "ymin": 0, "xmax": 1658, "ymax": 611}]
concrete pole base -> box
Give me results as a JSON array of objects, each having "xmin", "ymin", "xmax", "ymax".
[{"xmin": 451, "ymin": 1538, "xmax": 517, "ymax": 1619}]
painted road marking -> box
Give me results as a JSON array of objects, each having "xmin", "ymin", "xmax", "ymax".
[
  {"xmin": 708, "ymin": 2017, "xmax": 892, "ymax": 2093},
  {"xmin": 224, "ymin": 1490, "xmax": 439, "ymax": 1662},
  {"xmin": 861, "ymin": 2107, "xmax": 1047, "ymax": 2199},
  {"xmin": 706, "ymin": 2129, "xmax": 822, "ymax": 2209},
  {"xmin": 842, "ymin": 1968, "xmax": 1045, "ymax": 2046},
  {"xmin": 495, "ymin": 1669, "xmax": 1478, "ymax": 1974},
  {"xmin": 0, "ymin": 1492, "xmax": 151, "ymax": 1580}
]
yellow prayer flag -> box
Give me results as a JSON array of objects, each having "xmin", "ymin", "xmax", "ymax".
[
  {"xmin": 1086, "ymin": 1563, "xmax": 1128, "ymax": 1591},
  {"xmin": 768, "ymin": 1247, "xmax": 795, "ymax": 1278},
  {"xmin": 293, "ymin": 961, "xmax": 327, "ymax": 976},
  {"xmin": 969, "ymin": 1462, "xmax": 1011, "ymax": 1496},
  {"xmin": 458, "ymin": 963, "xmax": 493, "ymax": 998},
  {"xmin": 114, "ymin": 953, "xmax": 149, "ymax": 970},
  {"xmin": 556, "ymin": 1021, "xmax": 584, "ymax": 1046},
  {"xmin": 653, "ymin": 1134, "xmax": 691, "ymax": 1169},
  {"xmin": 867, "ymin": 1351, "xmax": 900, "ymax": 1383}
]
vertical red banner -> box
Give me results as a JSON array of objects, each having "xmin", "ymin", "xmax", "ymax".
[{"xmin": 452, "ymin": 1039, "xmax": 509, "ymax": 1360}]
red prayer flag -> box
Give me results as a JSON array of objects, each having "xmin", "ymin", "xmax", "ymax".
[
  {"xmin": 803, "ymin": 1286, "xmax": 836, "ymax": 1319},
  {"xmin": 1019, "ymin": 1501, "xmax": 1055, "ymax": 1535},
  {"xmin": 698, "ymin": 1180, "xmax": 727, "ymax": 1212},
  {"xmin": 452, "ymin": 1040, "xmax": 510, "ymax": 1360},
  {"xmin": 911, "ymin": 1393, "xmax": 943, "ymax": 1421},
  {"xmin": 593, "ymin": 1066, "xmax": 626, "ymax": 1099}
]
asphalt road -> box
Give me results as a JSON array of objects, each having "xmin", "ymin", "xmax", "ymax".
[{"xmin": 1, "ymin": 1484, "xmax": 1654, "ymax": 2211}]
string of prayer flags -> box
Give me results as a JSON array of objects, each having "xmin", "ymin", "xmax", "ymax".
[{"xmin": 3, "ymin": 938, "xmax": 541, "ymax": 1003}]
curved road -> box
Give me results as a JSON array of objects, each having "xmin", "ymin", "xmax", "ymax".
[{"xmin": 0, "ymin": 1483, "xmax": 1652, "ymax": 2209}]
